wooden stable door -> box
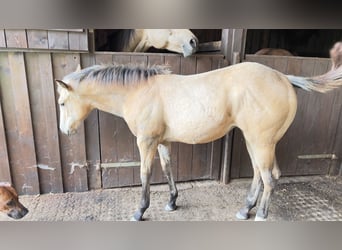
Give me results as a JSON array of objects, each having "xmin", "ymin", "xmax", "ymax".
[{"xmin": 230, "ymin": 55, "xmax": 342, "ymax": 178}]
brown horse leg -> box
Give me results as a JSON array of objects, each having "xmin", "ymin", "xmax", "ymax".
[
  {"xmin": 157, "ymin": 143, "xmax": 178, "ymax": 211},
  {"xmin": 131, "ymin": 137, "xmax": 159, "ymax": 221}
]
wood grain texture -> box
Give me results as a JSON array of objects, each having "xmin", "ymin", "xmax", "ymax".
[
  {"xmin": 52, "ymin": 53, "xmax": 88, "ymax": 192},
  {"xmin": 48, "ymin": 31, "xmax": 68, "ymax": 50},
  {"xmin": 5, "ymin": 30, "xmax": 27, "ymax": 48},
  {"xmin": 69, "ymin": 31, "xmax": 88, "ymax": 51},
  {"xmin": 25, "ymin": 53, "xmax": 63, "ymax": 193},
  {"xmin": 27, "ymin": 30, "xmax": 48, "ymax": 49},
  {"xmin": 0, "ymin": 29, "xmax": 6, "ymax": 47},
  {"xmin": 0, "ymin": 97, "xmax": 11, "ymax": 183},
  {"xmin": 0, "ymin": 52, "xmax": 39, "ymax": 194}
]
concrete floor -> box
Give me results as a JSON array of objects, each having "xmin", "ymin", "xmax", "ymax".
[{"xmin": 1, "ymin": 175, "xmax": 341, "ymax": 221}]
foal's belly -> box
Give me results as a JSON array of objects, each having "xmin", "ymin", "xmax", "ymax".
[{"xmin": 163, "ymin": 109, "xmax": 234, "ymax": 144}]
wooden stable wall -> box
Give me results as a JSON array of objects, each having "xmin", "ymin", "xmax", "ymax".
[
  {"xmin": 230, "ymin": 55, "xmax": 342, "ymax": 178},
  {"xmin": 0, "ymin": 29, "xmax": 88, "ymax": 51},
  {"xmin": 0, "ymin": 51, "xmax": 227, "ymax": 195}
]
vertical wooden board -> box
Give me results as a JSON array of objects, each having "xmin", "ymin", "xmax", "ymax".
[
  {"xmin": 0, "ymin": 29, "xmax": 6, "ymax": 47},
  {"xmin": 232, "ymin": 129, "xmax": 253, "ymax": 178},
  {"xmin": 25, "ymin": 53, "xmax": 64, "ymax": 193},
  {"xmin": 5, "ymin": 30, "xmax": 27, "ymax": 48},
  {"xmin": 48, "ymin": 31, "xmax": 69, "ymax": 50},
  {"xmin": 272, "ymin": 57, "xmax": 288, "ymax": 72},
  {"xmin": 0, "ymin": 52, "xmax": 39, "ymax": 194},
  {"xmin": 69, "ymin": 31, "xmax": 88, "ymax": 51},
  {"xmin": 295, "ymin": 59, "xmax": 331, "ymax": 174},
  {"xmin": 0, "ymin": 97, "xmax": 11, "ymax": 183},
  {"xmin": 27, "ymin": 30, "xmax": 48, "ymax": 49},
  {"xmin": 81, "ymin": 54, "xmax": 102, "ymax": 189},
  {"xmin": 52, "ymin": 53, "xmax": 88, "ymax": 192}
]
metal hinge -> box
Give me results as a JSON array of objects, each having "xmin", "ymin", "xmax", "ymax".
[{"xmin": 297, "ymin": 154, "xmax": 338, "ymax": 160}]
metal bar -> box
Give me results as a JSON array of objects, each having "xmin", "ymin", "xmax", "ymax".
[
  {"xmin": 297, "ymin": 154, "xmax": 338, "ymax": 160},
  {"xmin": 101, "ymin": 162, "xmax": 141, "ymax": 169}
]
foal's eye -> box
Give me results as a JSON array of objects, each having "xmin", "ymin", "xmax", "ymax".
[{"xmin": 60, "ymin": 103, "xmax": 65, "ymax": 107}]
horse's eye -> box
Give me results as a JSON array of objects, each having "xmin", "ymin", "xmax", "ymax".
[
  {"xmin": 6, "ymin": 200, "xmax": 15, "ymax": 207},
  {"xmin": 60, "ymin": 103, "xmax": 65, "ymax": 107}
]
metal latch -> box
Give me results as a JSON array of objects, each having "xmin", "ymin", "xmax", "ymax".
[{"xmin": 297, "ymin": 154, "xmax": 338, "ymax": 160}]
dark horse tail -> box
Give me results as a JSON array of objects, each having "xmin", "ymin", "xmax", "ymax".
[{"xmin": 286, "ymin": 67, "xmax": 342, "ymax": 93}]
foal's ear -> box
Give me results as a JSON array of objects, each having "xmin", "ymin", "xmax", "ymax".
[
  {"xmin": 55, "ymin": 79, "xmax": 72, "ymax": 91},
  {"xmin": 75, "ymin": 64, "xmax": 81, "ymax": 72}
]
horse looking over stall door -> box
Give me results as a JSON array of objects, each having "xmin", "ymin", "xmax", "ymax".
[
  {"xmin": 109, "ymin": 29, "xmax": 198, "ymax": 57},
  {"xmin": 56, "ymin": 60, "xmax": 342, "ymax": 221}
]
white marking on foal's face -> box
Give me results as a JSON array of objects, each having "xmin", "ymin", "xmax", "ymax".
[{"xmin": 56, "ymin": 81, "xmax": 91, "ymax": 136}]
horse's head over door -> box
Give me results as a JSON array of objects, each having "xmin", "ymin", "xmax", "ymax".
[
  {"xmin": 55, "ymin": 65, "xmax": 93, "ymax": 135},
  {"xmin": 144, "ymin": 29, "xmax": 198, "ymax": 57}
]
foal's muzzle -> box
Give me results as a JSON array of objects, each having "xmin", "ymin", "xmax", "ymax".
[{"xmin": 182, "ymin": 37, "xmax": 198, "ymax": 57}]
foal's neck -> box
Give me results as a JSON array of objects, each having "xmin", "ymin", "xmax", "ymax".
[{"xmin": 79, "ymin": 82, "xmax": 129, "ymax": 118}]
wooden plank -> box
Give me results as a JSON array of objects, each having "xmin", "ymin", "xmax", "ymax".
[
  {"xmin": 81, "ymin": 53, "xmax": 102, "ymax": 190},
  {"xmin": 25, "ymin": 53, "xmax": 64, "ymax": 194},
  {"xmin": 0, "ymin": 52, "xmax": 39, "ymax": 195},
  {"xmin": 26, "ymin": 30, "xmax": 48, "ymax": 49},
  {"xmin": 48, "ymin": 31, "xmax": 69, "ymax": 50},
  {"xmin": 52, "ymin": 53, "xmax": 88, "ymax": 192},
  {"xmin": 294, "ymin": 58, "xmax": 331, "ymax": 175},
  {"xmin": 0, "ymin": 29, "xmax": 6, "ymax": 47},
  {"xmin": 164, "ymin": 55, "xmax": 181, "ymax": 181},
  {"xmin": 69, "ymin": 31, "xmax": 88, "ymax": 51},
  {"xmin": 5, "ymin": 30, "xmax": 27, "ymax": 48},
  {"xmin": 0, "ymin": 96, "xmax": 11, "ymax": 183}
]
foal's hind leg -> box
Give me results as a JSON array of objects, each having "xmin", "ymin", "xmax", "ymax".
[
  {"xmin": 251, "ymin": 144, "xmax": 277, "ymax": 221},
  {"xmin": 157, "ymin": 143, "xmax": 178, "ymax": 211},
  {"xmin": 131, "ymin": 137, "xmax": 159, "ymax": 221},
  {"xmin": 236, "ymin": 167, "xmax": 262, "ymax": 220},
  {"xmin": 236, "ymin": 142, "xmax": 262, "ymax": 220}
]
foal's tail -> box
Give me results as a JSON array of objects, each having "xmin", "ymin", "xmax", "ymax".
[{"xmin": 286, "ymin": 68, "xmax": 342, "ymax": 93}]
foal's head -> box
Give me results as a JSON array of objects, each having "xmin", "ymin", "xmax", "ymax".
[
  {"xmin": 144, "ymin": 29, "xmax": 198, "ymax": 57},
  {"xmin": 56, "ymin": 66, "xmax": 93, "ymax": 135}
]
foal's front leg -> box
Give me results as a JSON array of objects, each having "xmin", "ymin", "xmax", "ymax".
[
  {"xmin": 131, "ymin": 137, "xmax": 158, "ymax": 221},
  {"xmin": 158, "ymin": 143, "xmax": 178, "ymax": 211}
]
